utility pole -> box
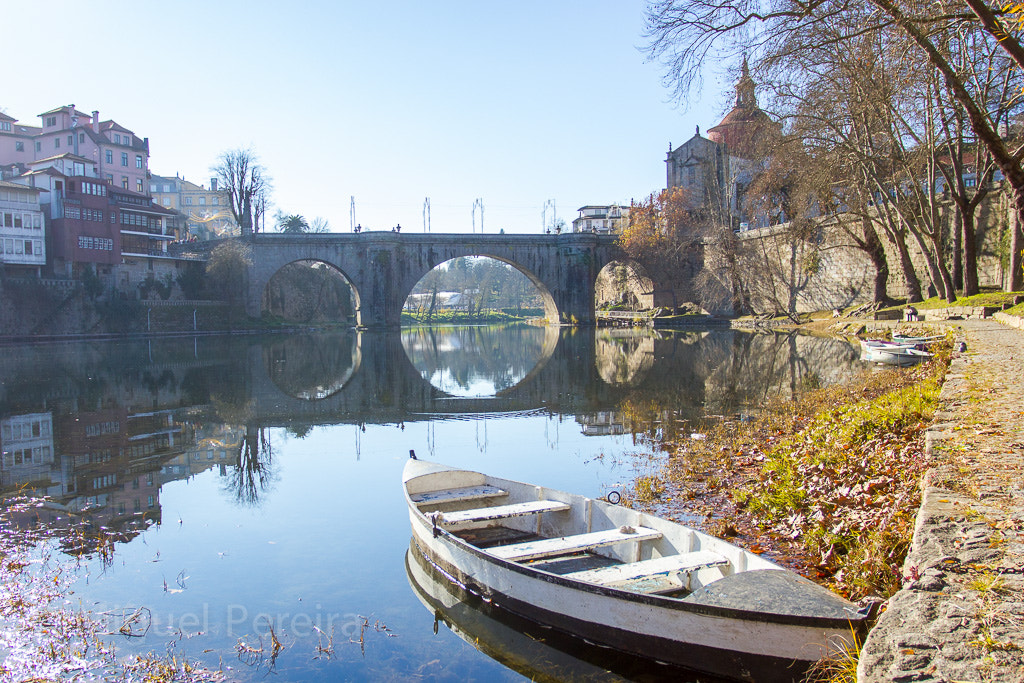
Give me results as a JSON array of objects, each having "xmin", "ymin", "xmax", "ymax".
[
  {"xmin": 350, "ymin": 196, "xmax": 356, "ymax": 232},
  {"xmin": 423, "ymin": 197, "xmax": 431, "ymax": 232},
  {"xmin": 472, "ymin": 198, "xmax": 484, "ymax": 233},
  {"xmin": 542, "ymin": 199, "xmax": 556, "ymax": 233}
]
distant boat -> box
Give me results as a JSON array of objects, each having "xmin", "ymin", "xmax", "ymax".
[
  {"xmin": 403, "ymin": 458, "xmax": 870, "ymax": 682},
  {"xmin": 859, "ymin": 339, "xmax": 933, "ymax": 366},
  {"xmin": 891, "ymin": 333, "xmax": 944, "ymax": 345}
]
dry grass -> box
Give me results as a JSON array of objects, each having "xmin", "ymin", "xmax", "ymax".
[{"xmin": 0, "ymin": 495, "xmax": 223, "ymax": 682}]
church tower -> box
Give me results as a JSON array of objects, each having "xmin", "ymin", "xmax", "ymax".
[{"xmin": 707, "ymin": 58, "xmax": 778, "ymax": 160}]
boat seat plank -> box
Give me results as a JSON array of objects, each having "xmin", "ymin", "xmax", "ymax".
[
  {"xmin": 410, "ymin": 485, "xmax": 508, "ymax": 506},
  {"xmin": 564, "ymin": 550, "xmax": 728, "ymax": 588},
  {"xmin": 490, "ymin": 526, "xmax": 662, "ymax": 562},
  {"xmin": 441, "ymin": 499, "xmax": 570, "ymax": 525}
]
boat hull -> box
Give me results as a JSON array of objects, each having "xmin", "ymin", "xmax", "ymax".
[
  {"xmin": 405, "ymin": 541, "xmax": 714, "ymax": 681},
  {"xmin": 404, "ymin": 461, "xmax": 864, "ymax": 682}
]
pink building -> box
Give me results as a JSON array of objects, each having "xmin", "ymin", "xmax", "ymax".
[
  {"xmin": 30, "ymin": 105, "xmax": 150, "ymax": 195},
  {"xmin": 0, "ymin": 111, "xmax": 37, "ymax": 172}
]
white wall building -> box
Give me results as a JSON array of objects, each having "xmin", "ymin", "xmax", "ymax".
[
  {"xmin": 572, "ymin": 205, "xmax": 629, "ymax": 234},
  {"xmin": 0, "ymin": 180, "xmax": 46, "ymax": 275}
]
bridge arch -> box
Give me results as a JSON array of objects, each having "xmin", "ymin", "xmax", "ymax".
[
  {"xmin": 595, "ymin": 259, "xmax": 657, "ymax": 311},
  {"xmin": 245, "ymin": 232, "xmax": 624, "ymax": 328},
  {"xmin": 261, "ymin": 258, "xmax": 359, "ymax": 324},
  {"xmin": 407, "ymin": 253, "xmax": 560, "ymax": 322}
]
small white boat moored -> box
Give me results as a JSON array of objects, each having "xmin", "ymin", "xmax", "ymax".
[
  {"xmin": 859, "ymin": 339, "xmax": 933, "ymax": 366},
  {"xmin": 891, "ymin": 333, "xmax": 944, "ymax": 345},
  {"xmin": 403, "ymin": 457, "xmax": 871, "ymax": 682}
]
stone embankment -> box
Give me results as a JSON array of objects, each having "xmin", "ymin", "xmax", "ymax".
[{"xmin": 858, "ymin": 317, "xmax": 1024, "ymax": 681}]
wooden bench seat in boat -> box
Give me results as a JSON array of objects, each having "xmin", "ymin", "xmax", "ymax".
[
  {"xmin": 490, "ymin": 526, "xmax": 662, "ymax": 562},
  {"xmin": 441, "ymin": 499, "xmax": 570, "ymax": 525},
  {"xmin": 410, "ymin": 485, "xmax": 508, "ymax": 507},
  {"xmin": 564, "ymin": 550, "xmax": 728, "ymax": 594}
]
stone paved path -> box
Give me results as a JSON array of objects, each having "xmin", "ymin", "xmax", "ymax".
[{"xmin": 859, "ymin": 319, "xmax": 1024, "ymax": 682}]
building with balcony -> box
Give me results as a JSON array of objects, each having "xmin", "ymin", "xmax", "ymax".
[
  {"xmin": 111, "ymin": 185, "xmax": 178, "ymax": 275},
  {"xmin": 0, "ymin": 180, "xmax": 46, "ymax": 275},
  {"xmin": 11, "ymin": 154, "xmax": 180, "ymax": 287},
  {"xmin": 572, "ymin": 205, "xmax": 629, "ymax": 234}
]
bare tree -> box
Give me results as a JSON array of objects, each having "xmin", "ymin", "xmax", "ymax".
[
  {"xmin": 618, "ymin": 187, "xmax": 710, "ymax": 310},
  {"xmin": 212, "ymin": 148, "xmax": 272, "ymax": 237},
  {"xmin": 645, "ymin": 0, "xmax": 1024, "ymax": 291}
]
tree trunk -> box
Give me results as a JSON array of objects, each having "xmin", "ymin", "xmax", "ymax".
[
  {"xmin": 889, "ymin": 228, "xmax": 924, "ymax": 302},
  {"xmin": 952, "ymin": 204, "xmax": 963, "ymax": 291},
  {"xmin": 861, "ymin": 217, "xmax": 891, "ymax": 303},
  {"xmin": 1010, "ymin": 193, "xmax": 1024, "ymax": 291},
  {"xmin": 908, "ymin": 226, "xmax": 947, "ymax": 300},
  {"xmin": 929, "ymin": 232, "xmax": 957, "ymax": 303},
  {"xmin": 962, "ymin": 207, "xmax": 980, "ymax": 296}
]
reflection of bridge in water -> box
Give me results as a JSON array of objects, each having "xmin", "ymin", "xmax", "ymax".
[
  {"xmin": 0, "ymin": 327, "xmax": 864, "ymax": 527},
  {"xmin": 0, "ymin": 328, "xmax": 864, "ymax": 435},
  {"xmin": 248, "ymin": 327, "xmax": 664, "ymax": 427},
  {"xmin": 243, "ymin": 326, "xmax": 864, "ymax": 429}
]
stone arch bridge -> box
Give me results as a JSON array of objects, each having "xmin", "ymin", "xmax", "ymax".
[{"xmin": 244, "ymin": 232, "xmax": 634, "ymax": 328}]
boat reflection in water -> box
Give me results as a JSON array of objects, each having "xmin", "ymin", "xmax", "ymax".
[{"xmin": 405, "ymin": 541, "xmax": 729, "ymax": 683}]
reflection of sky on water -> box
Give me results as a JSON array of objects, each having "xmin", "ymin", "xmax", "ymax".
[
  {"xmin": 0, "ymin": 328, "xmax": 867, "ymax": 682},
  {"xmin": 429, "ymin": 368, "xmax": 515, "ymax": 397}
]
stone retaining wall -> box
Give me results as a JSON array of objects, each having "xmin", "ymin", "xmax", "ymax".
[
  {"xmin": 737, "ymin": 191, "xmax": 1013, "ymax": 314},
  {"xmin": 995, "ymin": 311, "xmax": 1024, "ymax": 330},
  {"xmin": 922, "ymin": 306, "xmax": 1001, "ymax": 320}
]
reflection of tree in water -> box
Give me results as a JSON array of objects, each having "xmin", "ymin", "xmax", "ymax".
[
  {"xmin": 402, "ymin": 325, "xmax": 549, "ymax": 396},
  {"xmin": 702, "ymin": 331, "xmax": 862, "ymax": 416},
  {"xmin": 610, "ymin": 331, "xmax": 863, "ymax": 442},
  {"xmin": 264, "ymin": 333, "xmax": 360, "ymax": 400},
  {"xmin": 226, "ymin": 426, "xmax": 277, "ymax": 507}
]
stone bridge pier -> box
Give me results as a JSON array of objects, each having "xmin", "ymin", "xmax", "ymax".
[{"xmin": 245, "ymin": 232, "xmax": 624, "ymax": 328}]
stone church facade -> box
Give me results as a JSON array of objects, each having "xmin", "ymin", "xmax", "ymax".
[{"xmin": 665, "ymin": 60, "xmax": 780, "ymax": 230}]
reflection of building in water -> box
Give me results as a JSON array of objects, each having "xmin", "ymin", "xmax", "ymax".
[
  {"xmin": 164, "ymin": 422, "xmax": 244, "ymax": 480},
  {"xmin": 0, "ymin": 412, "xmax": 59, "ymax": 491},
  {"xmin": 54, "ymin": 407, "xmax": 189, "ymax": 526},
  {"xmin": 577, "ymin": 411, "xmax": 627, "ymax": 436},
  {"xmin": 0, "ymin": 405, "xmax": 207, "ymax": 541}
]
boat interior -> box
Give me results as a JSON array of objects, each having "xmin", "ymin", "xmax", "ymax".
[{"xmin": 407, "ymin": 469, "xmax": 761, "ymax": 598}]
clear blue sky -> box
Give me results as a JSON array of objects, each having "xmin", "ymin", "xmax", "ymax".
[{"xmin": 2, "ymin": 1, "xmax": 735, "ymax": 234}]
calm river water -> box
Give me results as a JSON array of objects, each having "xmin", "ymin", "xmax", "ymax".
[{"xmin": 0, "ymin": 325, "xmax": 865, "ymax": 681}]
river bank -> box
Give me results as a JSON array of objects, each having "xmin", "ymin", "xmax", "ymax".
[
  {"xmin": 627, "ymin": 312, "xmax": 1024, "ymax": 680},
  {"xmin": 857, "ymin": 318, "xmax": 1024, "ymax": 681}
]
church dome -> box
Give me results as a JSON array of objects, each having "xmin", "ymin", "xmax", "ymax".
[{"xmin": 706, "ymin": 59, "xmax": 779, "ymax": 159}]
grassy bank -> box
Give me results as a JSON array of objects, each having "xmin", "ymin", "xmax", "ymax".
[
  {"xmin": 400, "ymin": 310, "xmax": 541, "ymax": 325},
  {"xmin": 625, "ymin": 339, "xmax": 951, "ymax": 602}
]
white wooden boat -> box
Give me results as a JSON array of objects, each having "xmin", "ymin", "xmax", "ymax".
[
  {"xmin": 859, "ymin": 340, "xmax": 933, "ymax": 366},
  {"xmin": 403, "ymin": 458, "xmax": 871, "ymax": 682},
  {"xmin": 891, "ymin": 333, "xmax": 944, "ymax": 345}
]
